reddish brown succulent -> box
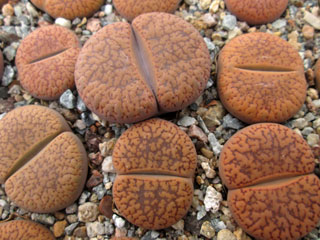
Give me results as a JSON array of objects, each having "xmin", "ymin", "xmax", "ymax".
[
  {"xmin": 112, "ymin": 118, "xmax": 197, "ymax": 229},
  {"xmin": 113, "ymin": 0, "xmax": 181, "ymax": 21},
  {"xmin": 315, "ymin": 59, "xmax": 320, "ymax": 92},
  {"xmin": 225, "ymin": 0, "xmax": 288, "ymax": 25},
  {"xmin": 0, "ymin": 105, "xmax": 88, "ymax": 213},
  {"xmin": 218, "ymin": 32, "xmax": 306, "ymax": 124},
  {"xmin": 30, "ymin": 0, "xmax": 104, "ymax": 20},
  {"xmin": 0, "ymin": 50, "xmax": 3, "ymax": 80},
  {"xmin": 219, "ymin": 123, "xmax": 320, "ymax": 240},
  {"xmin": 16, "ymin": 25, "xmax": 81, "ymax": 100},
  {"xmin": 75, "ymin": 12, "xmax": 211, "ymax": 124},
  {"xmin": 0, "ymin": 220, "xmax": 55, "ymax": 240}
]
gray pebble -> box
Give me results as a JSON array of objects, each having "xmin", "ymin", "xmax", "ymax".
[
  {"xmin": 104, "ymin": 220, "xmax": 115, "ymax": 235},
  {"xmin": 204, "ymin": 37, "xmax": 215, "ymax": 51},
  {"xmin": 93, "ymin": 183, "xmax": 107, "ymax": 200},
  {"xmin": 2, "ymin": 66, "xmax": 15, "ymax": 86},
  {"xmin": 307, "ymin": 133, "xmax": 319, "ymax": 147},
  {"xmin": 76, "ymin": 96, "xmax": 87, "ymax": 112},
  {"xmin": 177, "ymin": 116, "xmax": 197, "ymax": 127},
  {"xmin": 272, "ymin": 19, "xmax": 287, "ymax": 29},
  {"xmin": 222, "ymin": 15, "xmax": 237, "ymax": 31},
  {"xmin": 222, "ymin": 114, "xmax": 245, "ymax": 130},
  {"xmin": 65, "ymin": 222, "xmax": 79, "ymax": 235},
  {"xmin": 78, "ymin": 190, "xmax": 91, "ymax": 205},
  {"xmin": 81, "ymin": 112, "xmax": 95, "ymax": 126},
  {"xmin": 65, "ymin": 203, "xmax": 78, "ymax": 214},
  {"xmin": 59, "ymin": 89, "xmax": 76, "ymax": 109},
  {"xmin": 141, "ymin": 230, "xmax": 160, "ymax": 240},
  {"xmin": 208, "ymin": 133, "xmax": 222, "ymax": 155},
  {"xmin": 26, "ymin": 2, "xmax": 39, "ymax": 18},
  {"xmin": 291, "ymin": 118, "xmax": 308, "ymax": 129},
  {"xmin": 31, "ymin": 213, "xmax": 55, "ymax": 225},
  {"xmin": 86, "ymin": 222, "xmax": 105, "ymax": 238},
  {"xmin": 302, "ymin": 127, "xmax": 314, "ymax": 135},
  {"xmin": 3, "ymin": 45, "xmax": 16, "ymax": 61}
]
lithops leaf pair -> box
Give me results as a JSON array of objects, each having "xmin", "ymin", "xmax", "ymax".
[
  {"xmin": 0, "ymin": 220, "xmax": 54, "ymax": 240},
  {"xmin": 225, "ymin": 0, "xmax": 288, "ymax": 25},
  {"xmin": 0, "ymin": 105, "xmax": 88, "ymax": 213},
  {"xmin": 16, "ymin": 25, "xmax": 81, "ymax": 100},
  {"xmin": 112, "ymin": 118, "xmax": 197, "ymax": 229},
  {"xmin": 219, "ymin": 123, "xmax": 320, "ymax": 240},
  {"xmin": 218, "ymin": 32, "xmax": 306, "ymax": 124},
  {"xmin": 30, "ymin": 0, "xmax": 104, "ymax": 19},
  {"xmin": 113, "ymin": 0, "xmax": 181, "ymax": 21},
  {"xmin": 75, "ymin": 12, "xmax": 211, "ymax": 124}
]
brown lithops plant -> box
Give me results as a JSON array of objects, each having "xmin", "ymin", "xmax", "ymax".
[
  {"xmin": 16, "ymin": 25, "xmax": 81, "ymax": 100},
  {"xmin": 225, "ymin": 0, "xmax": 289, "ymax": 25},
  {"xmin": 0, "ymin": 50, "xmax": 3, "ymax": 80},
  {"xmin": 219, "ymin": 123, "xmax": 320, "ymax": 240},
  {"xmin": 218, "ymin": 32, "xmax": 306, "ymax": 124},
  {"xmin": 30, "ymin": 0, "xmax": 104, "ymax": 20},
  {"xmin": 113, "ymin": 0, "xmax": 181, "ymax": 21},
  {"xmin": 112, "ymin": 118, "xmax": 197, "ymax": 229},
  {"xmin": 75, "ymin": 12, "xmax": 210, "ymax": 124},
  {"xmin": 0, "ymin": 105, "xmax": 88, "ymax": 213},
  {"xmin": 0, "ymin": 220, "xmax": 55, "ymax": 240},
  {"xmin": 315, "ymin": 58, "xmax": 320, "ymax": 92}
]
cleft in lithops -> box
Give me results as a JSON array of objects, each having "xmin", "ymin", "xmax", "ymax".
[
  {"xmin": 0, "ymin": 105, "xmax": 88, "ymax": 213},
  {"xmin": 0, "ymin": 220, "xmax": 55, "ymax": 240},
  {"xmin": 112, "ymin": 118, "xmax": 197, "ymax": 230},
  {"xmin": 75, "ymin": 12, "xmax": 211, "ymax": 124},
  {"xmin": 219, "ymin": 123, "xmax": 320, "ymax": 240},
  {"xmin": 15, "ymin": 25, "xmax": 81, "ymax": 100}
]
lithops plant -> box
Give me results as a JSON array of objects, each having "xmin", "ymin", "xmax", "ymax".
[
  {"xmin": 75, "ymin": 12, "xmax": 211, "ymax": 124},
  {"xmin": 218, "ymin": 32, "xmax": 306, "ymax": 124},
  {"xmin": 0, "ymin": 50, "xmax": 3, "ymax": 80},
  {"xmin": 30, "ymin": 0, "xmax": 104, "ymax": 20},
  {"xmin": 225, "ymin": 0, "xmax": 289, "ymax": 25},
  {"xmin": 113, "ymin": 0, "xmax": 181, "ymax": 21},
  {"xmin": 16, "ymin": 25, "xmax": 81, "ymax": 100},
  {"xmin": 219, "ymin": 123, "xmax": 320, "ymax": 240},
  {"xmin": 0, "ymin": 220, "xmax": 55, "ymax": 240},
  {"xmin": 112, "ymin": 118, "xmax": 197, "ymax": 229},
  {"xmin": 0, "ymin": 105, "xmax": 88, "ymax": 213}
]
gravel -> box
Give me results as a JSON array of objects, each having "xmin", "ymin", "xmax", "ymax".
[{"xmin": 0, "ymin": 0, "xmax": 319, "ymax": 239}]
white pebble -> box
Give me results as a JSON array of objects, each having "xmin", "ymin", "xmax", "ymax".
[
  {"xmin": 204, "ymin": 186, "xmax": 222, "ymax": 214},
  {"xmin": 55, "ymin": 17, "xmax": 72, "ymax": 29},
  {"xmin": 102, "ymin": 156, "xmax": 115, "ymax": 173}
]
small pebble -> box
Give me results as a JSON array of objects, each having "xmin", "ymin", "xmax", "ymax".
[
  {"xmin": 78, "ymin": 202, "xmax": 99, "ymax": 222},
  {"xmin": 53, "ymin": 220, "xmax": 67, "ymax": 238},
  {"xmin": 177, "ymin": 116, "xmax": 197, "ymax": 127},
  {"xmin": 217, "ymin": 229, "xmax": 237, "ymax": 240},
  {"xmin": 55, "ymin": 17, "xmax": 72, "ymax": 29},
  {"xmin": 204, "ymin": 186, "xmax": 222, "ymax": 213},
  {"xmin": 102, "ymin": 156, "xmax": 115, "ymax": 173},
  {"xmin": 222, "ymin": 15, "xmax": 237, "ymax": 30},
  {"xmin": 200, "ymin": 221, "xmax": 215, "ymax": 238},
  {"xmin": 59, "ymin": 89, "xmax": 76, "ymax": 109},
  {"xmin": 86, "ymin": 222, "xmax": 105, "ymax": 238}
]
